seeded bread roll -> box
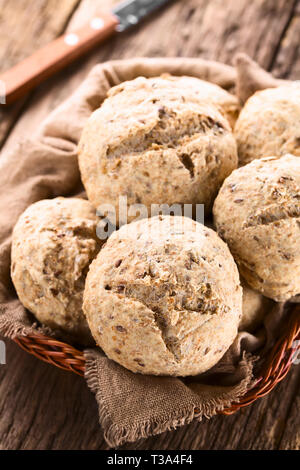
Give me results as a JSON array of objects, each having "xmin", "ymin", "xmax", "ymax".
[
  {"xmin": 133, "ymin": 74, "xmax": 240, "ymax": 128},
  {"xmin": 240, "ymin": 279, "xmax": 273, "ymax": 332},
  {"xmin": 11, "ymin": 197, "xmax": 101, "ymax": 345},
  {"xmin": 213, "ymin": 155, "xmax": 300, "ymax": 302},
  {"xmin": 235, "ymin": 84, "xmax": 300, "ymax": 166},
  {"xmin": 83, "ymin": 215, "xmax": 242, "ymax": 376},
  {"xmin": 78, "ymin": 75, "xmax": 238, "ymax": 223},
  {"xmin": 203, "ymin": 222, "xmax": 271, "ymax": 332}
]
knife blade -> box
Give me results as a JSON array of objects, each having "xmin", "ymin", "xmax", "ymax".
[
  {"xmin": 113, "ymin": 0, "xmax": 173, "ymax": 31},
  {"xmin": 0, "ymin": 0, "xmax": 175, "ymax": 105}
]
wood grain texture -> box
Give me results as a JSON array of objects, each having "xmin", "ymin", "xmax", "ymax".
[
  {"xmin": 271, "ymin": 0, "xmax": 300, "ymax": 79},
  {"xmin": 0, "ymin": 0, "xmax": 299, "ymax": 450},
  {"xmin": 0, "ymin": 0, "xmax": 81, "ymax": 148},
  {"xmin": 1, "ymin": 12, "xmax": 118, "ymax": 105}
]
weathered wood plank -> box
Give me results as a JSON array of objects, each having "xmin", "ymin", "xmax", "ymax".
[
  {"xmin": 271, "ymin": 1, "xmax": 300, "ymax": 79},
  {"xmin": 0, "ymin": 0, "xmax": 299, "ymax": 450},
  {"xmin": 278, "ymin": 372, "xmax": 300, "ymax": 450},
  {"xmin": 0, "ymin": 340, "xmax": 109, "ymax": 450},
  {"xmin": 0, "ymin": 339, "xmax": 298, "ymax": 450},
  {"xmin": 185, "ymin": 0, "xmax": 297, "ymax": 69},
  {"xmin": 0, "ymin": 0, "xmax": 81, "ymax": 149},
  {"xmin": 0, "ymin": 0, "xmax": 82, "ymax": 70},
  {"xmin": 0, "ymin": 0, "xmax": 119, "ymax": 154}
]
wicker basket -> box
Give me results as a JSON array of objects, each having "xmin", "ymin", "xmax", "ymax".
[{"xmin": 13, "ymin": 303, "xmax": 299, "ymax": 414}]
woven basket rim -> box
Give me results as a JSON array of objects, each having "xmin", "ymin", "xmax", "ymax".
[{"xmin": 13, "ymin": 303, "xmax": 300, "ymax": 413}]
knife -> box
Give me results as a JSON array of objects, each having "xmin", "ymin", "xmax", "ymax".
[{"xmin": 0, "ymin": 0, "xmax": 174, "ymax": 105}]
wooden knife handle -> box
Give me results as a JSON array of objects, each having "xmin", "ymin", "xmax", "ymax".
[{"xmin": 0, "ymin": 13, "xmax": 119, "ymax": 105}]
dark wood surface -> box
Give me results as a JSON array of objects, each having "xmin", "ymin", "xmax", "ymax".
[{"xmin": 0, "ymin": 0, "xmax": 299, "ymax": 450}]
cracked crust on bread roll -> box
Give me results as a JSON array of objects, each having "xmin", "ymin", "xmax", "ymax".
[
  {"xmin": 240, "ymin": 279, "xmax": 273, "ymax": 332},
  {"xmin": 11, "ymin": 197, "xmax": 101, "ymax": 345},
  {"xmin": 213, "ymin": 155, "xmax": 300, "ymax": 301},
  {"xmin": 235, "ymin": 84, "xmax": 300, "ymax": 166},
  {"xmin": 78, "ymin": 75, "xmax": 238, "ymax": 223},
  {"xmin": 83, "ymin": 215, "xmax": 242, "ymax": 376}
]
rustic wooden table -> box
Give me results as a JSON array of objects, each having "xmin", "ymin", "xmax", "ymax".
[{"xmin": 0, "ymin": 0, "xmax": 299, "ymax": 450}]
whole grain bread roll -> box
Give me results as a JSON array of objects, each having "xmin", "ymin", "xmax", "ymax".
[
  {"xmin": 202, "ymin": 224, "xmax": 272, "ymax": 331},
  {"xmin": 235, "ymin": 84, "xmax": 300, "ymax": 166},
  {"xmin": 83, "ymin": 215, "xmax": 242, "ymax": 376},
  {"xmin": 213, "ymin": 155, "xmax": 300, "ymax": 302},
  {"xmin": 129, "ymin": 74, "xmax": 240, "ymax": 128},
  {"xmin": 11, "ymin": 197, "xmax": 101, "ymax": 345},
  {"xmin": 240, "ymin": 279, "xmax": 273, "ymax": 332},
  {"xmin": 78, "ymin": 75, "xmax": 238, "ymax": 223}
]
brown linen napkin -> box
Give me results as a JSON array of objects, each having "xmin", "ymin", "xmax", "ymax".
[
  {"xmin": 234, "ymin": 52, "xmax": 291, "ymax": 104},
  {"xmin": 0, "ymin": 56, "xmax": 292, "ymax": 448}
]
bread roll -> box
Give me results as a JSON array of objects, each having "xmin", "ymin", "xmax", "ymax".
[
  {"xmin": 83, "ymin": 215, "xmax": 242, "ymax": 376},
  {"xmin": 213, "ymin": 155, "xmax": 300, "ymax": 301},
  {"xmin": 79, "ymin": 75, "xmax": 238, "ymax": 223},
  {"xmin": 240, "ymin": 280, "xmax": 273, "ymax": 332},
  {"xmin": 11, "ymin": 197, "xmax": 101, "ymax": 345},
  {"xmin": 235, "ymin": 84, "xmax": 300, "ymax": 166}
]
